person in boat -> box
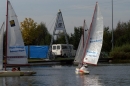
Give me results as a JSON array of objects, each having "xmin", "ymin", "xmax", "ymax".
[
  {"xmin": 12, "ymin": 67, "xmax": 20, "ymax": 71},
  {"xmin": 12, "ymin": 68, "xmax": 17, "ymax": 71},
  {"xmin": 84, "ymin": 64, "xmax": 88, "ymax": 68},
  {"xmin": 79, "ymin": 64, "xmax": 88, "ymax": 72}
]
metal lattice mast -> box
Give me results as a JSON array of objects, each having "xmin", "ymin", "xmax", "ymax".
[{"xmin": 47, "ymin": 9, "xmax": 70, "ymax": 59}]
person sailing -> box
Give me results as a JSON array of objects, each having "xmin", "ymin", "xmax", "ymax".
[
  {"xmin": 12, "ymin": 67, "xmax": 20, "ymax": 71},
  {"xmin": 79, "ymin": 63, "xmax": 88, "ymax": 73},
  {"xmin": 75, "ymin": 62, "xmax": 89, "ymax": 74}
]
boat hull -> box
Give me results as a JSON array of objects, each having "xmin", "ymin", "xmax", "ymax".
[
  {"xmin": 75, "ymin": 68, "xmax": 89, "ymax": 75},
  {"xmin": 75, "ymin": 70, "xmax": 89, "ymax": 75},
  {"xmin": 0, "ymin": 71, "xmax": 36, "ymax": 77},
  {"xmin": 20, "ymin": 71, "xmax": 36, "ymax": 76}
]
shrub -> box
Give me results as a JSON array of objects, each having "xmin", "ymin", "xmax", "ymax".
[{"xmin": 109, "ymin": 43, "xmax": 130, "ymax": 60}]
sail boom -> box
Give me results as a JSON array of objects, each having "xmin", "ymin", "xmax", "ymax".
[{"xmin": 6, "ymin": 64, "xmax": 30, "ymax": 67}]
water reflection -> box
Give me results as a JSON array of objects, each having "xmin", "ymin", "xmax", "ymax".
[
  {"xmin": 0, "ymin": 76, "xmax": 39, "ymax": 86},
  {"xmin": 76, "ymin": 74, "xmax": 103, "ymax": 86},
  {"xmin": 0, "ymin": 78, "xmax": 4, "ymax": 86},
  {"xmin": 0, "ymin": 77, "xmax": 20, "ymax": 86},
  {"xmin": 0, "ymin": 64, "xmax": 130, "ymax": 86}
]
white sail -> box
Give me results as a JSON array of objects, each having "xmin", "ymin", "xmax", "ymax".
[
  {"xmin": 83, "ymin": 2, "xmax": 103, "ymax": 65},
  {"xmin": 0, "ymin": 22, "xmax": 4, "ymax": 70},
  {"xmin": 55, "ymin": 10, "xmax": 65, "ymax": 30},
  {"xmin": 74, "ymin": 20, "xmax": 88, "ymax": 64},
  {"xmin": 6, "ymin": 1, "xmax": 28, "ymax": 64}
]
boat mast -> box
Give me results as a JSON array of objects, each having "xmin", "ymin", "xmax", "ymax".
[
  {"xmin": 82, "ymin": 20, "xmax": 85, "ymax": 48},
  {"xmin": 78, "ymin": 20, "xmax": 85, "ymax": 67},
  {"xmin": 5, "ymin": 0, "xmax": 8, "ymax": 71},
  {"xmin": 112, "ymin": 0, "xmax": 114, "ymax": 50}
]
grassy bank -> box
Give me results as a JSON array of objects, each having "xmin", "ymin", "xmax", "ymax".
[{"xmin": 109, "ymin": 44, "xmax": 130, "ymax": 63}]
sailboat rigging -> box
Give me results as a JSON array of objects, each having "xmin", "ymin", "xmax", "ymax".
[
  {"xmin": 74, "ymin": 2, "xmax": 103, "ymax": 74},
  {"xmin": 0, "ymin": 22, "xmax": 4, "ymax": 71},
  {"xmin": 74, "ymin": 20, "xmax": 88, "ymax": 67}
]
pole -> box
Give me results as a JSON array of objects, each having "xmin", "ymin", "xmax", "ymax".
[
  {"xmin": 5, "ymin": 0, "xmax": 9, "ymax": 71},
  {"xmin": 112, "ymin": 0, "xmax": 114, "ymax": 50}
]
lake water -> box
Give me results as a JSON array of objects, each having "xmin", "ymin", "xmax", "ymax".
[{"xmin": 0, "ymin": 63, "xmax": 130, "ymax": 86}]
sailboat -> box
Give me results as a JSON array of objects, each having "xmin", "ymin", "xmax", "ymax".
[
  {"xmin": 0, "ymin": 0, "xmax": 36, "ymax": 77},
  {"xmin": 74, "ymin": 2, "xmax": 103, "ymax": 74},
  {"xmin": 74, "ymin": 20, "xmax": 89, "ymax": 74}
]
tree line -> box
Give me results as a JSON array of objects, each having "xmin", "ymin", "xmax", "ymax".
[
  {"xmin": 21, "ymin": 18, "xmax": 51, "ymax": 45},
  {"xmin": 20, "ymin": 18, "xmax": 83, "ymax": 50},
  {"xmin": 20, "ymin": 18, "xmax": 130, "ymax": 60}
]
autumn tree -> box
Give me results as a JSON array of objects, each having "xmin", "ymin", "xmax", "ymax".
[
  {"xmin": 21, "ymin": 18, "xmax": 51, "ymax": 45},
  {"xmin": 21, "ymin": 18, "xmax": 38, "ymax": 45}
]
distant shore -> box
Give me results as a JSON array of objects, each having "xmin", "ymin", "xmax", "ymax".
[{"xmin": 4, "ymin": 57, "xmax": 130, "ymax": 67}]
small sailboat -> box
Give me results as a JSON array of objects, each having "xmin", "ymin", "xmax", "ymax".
[
  {"xmin": 0, "ymin": 0, "xmax": 36, "ymax": 77},
  {"xmin": 74, "ymin": 20, "xmax": 89, "ymax": 74},
  {"xmin": 74, "ymin": 2, "xmax": 103, "ymax": 74}
]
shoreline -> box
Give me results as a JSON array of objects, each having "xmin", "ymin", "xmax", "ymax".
[{"xmin": 4, "ymin": 58, "xmax": 130, "ymax": 67}]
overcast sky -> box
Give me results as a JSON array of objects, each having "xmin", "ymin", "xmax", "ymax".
[{"xmin": 0, "ymin": 0, "xmax": 130, "ymax": 34}]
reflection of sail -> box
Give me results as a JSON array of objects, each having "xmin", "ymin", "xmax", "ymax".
[
  {"xmin": 0, "ymin": 77, "xmax": 6, "ymax": 86},
  {"xmin": 0, "ymin": 78, "xmax": 4, "ymax": 86},
  {"xmin": 1, "ymin": 77, "xmax": 20, "ymax": 86},
  {"xmin": 76, "ymin": 75, "xmax": 103, "ymax": 86}
]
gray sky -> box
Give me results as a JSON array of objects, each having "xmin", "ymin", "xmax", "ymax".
[{"xmin": 0, "ymin": 0, "xmax": 130, "ymax": 34}]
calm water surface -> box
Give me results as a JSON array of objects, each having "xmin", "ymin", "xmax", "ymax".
[{"xmin": 0, "ymin": 63, "xmax": 130, "ymax": 86}]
